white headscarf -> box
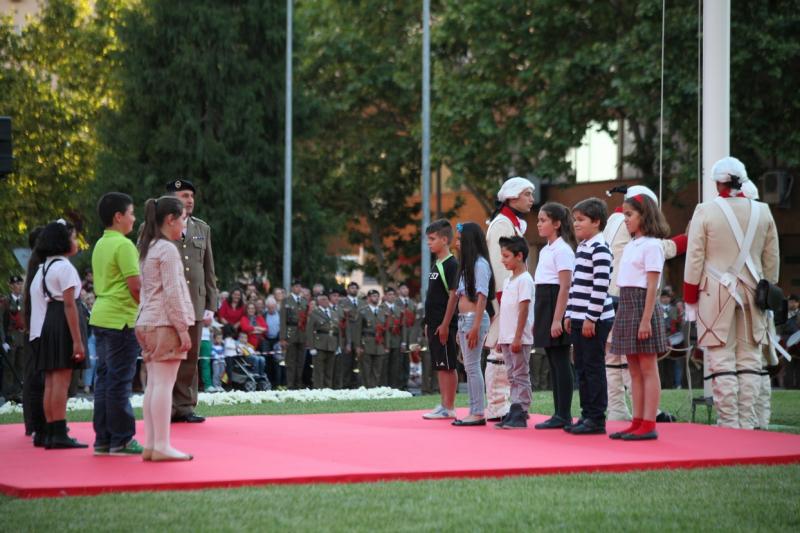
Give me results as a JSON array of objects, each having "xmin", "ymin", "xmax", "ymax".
[{"xmin": 497, "ymin": 176, "xmax": 535, "ymax": 202}]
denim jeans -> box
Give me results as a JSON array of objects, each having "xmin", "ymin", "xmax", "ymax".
[
  {"xmin": 92, "ymin": 326, "xmax": 139, "ymax": 448},
  {"xmin": 457, "ymin": 311, "xmax": 490, "ymax": 416},
  {"xmin": 570, "ymin": 319, "xmax": 611, "ymax": 423}
]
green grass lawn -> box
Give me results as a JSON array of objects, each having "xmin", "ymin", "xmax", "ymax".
[{"xmin": 2, "ymin": 390, "xmax": 799, "ymax": 532}]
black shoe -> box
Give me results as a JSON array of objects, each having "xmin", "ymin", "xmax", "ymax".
[
  {"xmin": 33, "ymin": 430, "xmax": 47, "ymax": 447},
  {"xmin": 47, "ymin": 420, "xmax": 88, "ymax": 449},
  {"xmin": 172, "ymin": 413, "xmax": 206, "ymax": 423},
  {"xmin": 534, "ymin": 416, "xmax": 569, "ymax": 430},
  {"xmin": 621, "ymin": 430, "xmax": 658, "ymax": 441},
  {"xmin": 569, "ymin": 419, "xmax": 606, "ymax": 435},
  {"xmin": 562, "ymin": 417, "xmax": 582, "ymax": 433},
  {"xmin": 493, "ymin": 411, "xmax": 512, "ymax": 428},
  {"xmin": 452, "ymin": 418, "xmax": 487, "ymax": 427},
  {"xmin": 500, "ymin": 404, "xmax": 528, "ymax": 430}
]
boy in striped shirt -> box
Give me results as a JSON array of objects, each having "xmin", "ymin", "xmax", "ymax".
[{"xmin": 564, "ymin": 198, "xmax": 615, "ymax": 435}]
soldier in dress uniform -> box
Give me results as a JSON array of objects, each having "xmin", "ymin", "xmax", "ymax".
[
  {"xmin": 166, "ymin": 179, "xmax": 218, "ymax": 423},
  {"xmin": 354, "ymin": 289, "xmax": 388, "ymax": 388},
  {"xmin": 397, "ymin": 282, "xmax": 417, "ymax": 391},
  {"xmin": 328, "ymin": 289, "xmax": 348, "ymax": 389},
  {"xmin": 683, "ymin": 157, "xmax": 780, "ymax": 429},
  {"xmin": 381, "ymin": 287, "xmax": 405, "ymax": 389},
  {"xmin": 308, "ymin": 292, "xmax": 341, "ymax": 389},
  {"xmin": 280, "ymin": 279, "xmax": 308, "ymax": 389},
  {"xmin": 1, "ymin": 275, "xmax": 26, "ymax": 403},
  {"xmin": 338, "ymin": 281, "xmax": 362, "ymax": 389}
]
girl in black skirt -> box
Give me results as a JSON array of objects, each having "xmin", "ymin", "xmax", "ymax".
[
  {"xmin": 609, "ymin": 195, "xmax": 670, "ymax": 441},
  {"xmin": 24, "ymin": 220, "xmax": 87, "ymax": 449},
  {"xmin": 532, "ymin": 203, "xmax": 577, "ymax": 429}
]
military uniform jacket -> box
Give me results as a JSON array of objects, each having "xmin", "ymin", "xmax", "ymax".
[
  {"xmin": 341, "ymin": 296, "xmax": 362, "ymax": 347},
  {"xmin": 683, "ymin": 197, "xmax": 779, "ymax": 347},
  {"xmin": 173, "ymin": 216, "xmax": 218, "ymax": 321},
  {"xmin": 308, "ymin": 306, "xmax": 341, "ymax": 352},
  {"xmin": 397, "ymin": 297, "xmax": 419, "ymax": 348},
  {"xmin": 381, "ymin": 303, "xmax": 404, "ymax": 349},
  {"xmin": 280, "ymin": 294, "xmax": 308, "ymax": 344},
  {"xmin": 354, "ymin": 306, "xmax": 387, "ymax": 355},
  {"xmin": 2, "ymin": 294, "xmax": 25, "ymax": 343}
]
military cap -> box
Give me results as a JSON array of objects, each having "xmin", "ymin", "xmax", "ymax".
[
  {"xmin": 9, "ymin": 275, "xmax": 23, "ymax": 283},
  {"xmin": 165, "ymin": 178, "xmax": 196, "ymax": 193},
  {"xmin": 291, "ymin": 278, "xmax": 303, "ymax": 287}
]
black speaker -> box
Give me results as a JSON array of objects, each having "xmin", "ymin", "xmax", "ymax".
[{"xmin": 0, "ymin": 116, "xmax": 13, "ymax": 176}]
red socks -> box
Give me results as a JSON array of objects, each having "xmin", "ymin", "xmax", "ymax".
[
  {"xmin": 630, "ymin": 419, "xmax": 656, "ymax": 436},
  {"xmin": 619, "ymin": 418, "xmax": 643, "ymax": 434}
]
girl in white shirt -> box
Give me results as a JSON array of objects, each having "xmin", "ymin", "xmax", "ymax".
[
  {"xmin": 609, "ymin": 194, "xmax": 670, "ymax": 441},
  {"xmin": 532, "ymin": 203, "xmax": 577, "ymax": 430},
  {"xmin": 24, "ymin": 220, "xmax": 87, "ymax": 449}
]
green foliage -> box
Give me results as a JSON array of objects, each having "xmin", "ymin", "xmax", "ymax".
[
  {"xmin": 433, "ymin": 0, "xmax": 800, "ymax": 201},
  {"xmin": 730, "ymin": 2, "xmax": 800, "ymax": 178},
  {"xmin": 95, "ymin": 0, "xmax": 337, "ymax": 287},
  {"xmin": 295, "ymin": 0, "xmax": 426, "ymax": 287},
  {"xmin": 433, "ymin": 0, "xmax": 703, "ymax": 202},
  {"xmin": 0, "ymin": 0, "xmax": 122, "ymax": 278}
]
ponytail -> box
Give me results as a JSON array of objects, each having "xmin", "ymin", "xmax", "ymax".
[
  {"xmin": 137, "ymin": 196, "xmax": 184, "ymax": 261},
  {"xmin": 23, "ymin": 248, "xmax": 44, "ymax": 332}
]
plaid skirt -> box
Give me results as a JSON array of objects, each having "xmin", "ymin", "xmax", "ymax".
[{"xmin": 610, "ymin": 287, "xmax": 668, "ymax": 355}]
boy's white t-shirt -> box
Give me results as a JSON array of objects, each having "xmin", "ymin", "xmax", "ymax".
[{"xmin": 498, "ymin": 271, "xmax": 535, "ymax": 345}]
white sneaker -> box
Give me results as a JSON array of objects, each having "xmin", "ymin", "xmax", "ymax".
[{"xmin": 423, "ymin": 405, "xmax": 456, "ymax": 420}]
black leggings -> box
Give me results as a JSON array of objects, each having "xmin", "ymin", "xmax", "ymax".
[{"xmin": 545, "ymin": 344, "xmax": 573, "ymax": 420}]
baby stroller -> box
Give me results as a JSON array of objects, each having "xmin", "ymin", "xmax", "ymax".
[{"xmin": 226, "ymin": 353, "xmax": 271, "ymax": 392}]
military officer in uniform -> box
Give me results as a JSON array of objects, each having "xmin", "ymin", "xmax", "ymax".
[
  {"xmin": 397, "ymin": 282, "xmax": 417, "ymax": 391},
  {"xmin": 2, "ymin": 275, "xmax": 26, "ymax": 404},
  {"xmin": 280, "ymin": 279, "xmax": 308, "ymax": 389},
  {"xmin": 167, "ymin": 179, "xmax": 218, "ymax": 423},
  {"xmin": 354, "ymin": 289, "xmax": 388, "ymax": 388},
  {"xmin": 338, "ymin": 281, "xmax": 362, "ymax": 389},
  {"xmin": 381, "ymin": 287, "xmax": 405, "ymax": 389},
  {"xmin": 308, "ymin": 292, "xmax": 341, "ymax": 389},
  {"xmin": 328, "ymin": 289, "xmax": 348, "ymax": 389},
  {"xmin": 683, "ymin": 157, "xmax": 780, "ymax": 429}
]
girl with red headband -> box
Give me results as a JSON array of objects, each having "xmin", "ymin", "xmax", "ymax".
[{"xmin": 609, "ymin": 194, "xmax": 670, "ymax": 440}]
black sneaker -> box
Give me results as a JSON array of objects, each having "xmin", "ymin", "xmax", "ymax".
[
  {"xmin": 494, "ymin": 411, "xmax": 512, "ymax": 429},
  {"xmin": 535, "ymin": 416, "xmax": 570, "ymax": 430},
  {"xmin": 500, "ymin": 404, "xmax": 528, "ymax": 430},
  {"xmin": 563, "ymin": 417, "xmax": 582, "ymax": 433},
  {"xmin": 569, "ymin": 419, "xmax": 606, "ymax": 435}
]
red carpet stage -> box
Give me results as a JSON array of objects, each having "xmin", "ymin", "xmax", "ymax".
[{"xmin": 2, "ymin": 410, "xmax": 799, "ymax": 498}]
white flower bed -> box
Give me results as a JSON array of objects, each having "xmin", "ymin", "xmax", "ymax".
[{"xmin": 0, "ymin": 387, "xmax": 412, "ymax": 415}]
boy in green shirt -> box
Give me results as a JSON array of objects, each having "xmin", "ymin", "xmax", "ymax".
[{"xmin": 90, "ymin": 192, "xmax": 143, "ymax": 456}]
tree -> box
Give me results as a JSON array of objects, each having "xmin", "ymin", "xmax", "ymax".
[
  {"xmin": 0, "ymin": 0, "xmax": 122, "ymax": 277},
  {"xmin": 295, "ymin": 0, "xmax": 430, "ymax": 287},
  {"xmin": 96, "ymin": 0, "xmax": 337, "ymax": 287},
  {"xmin": 432, "ymin": 0, "xmax": 800, "ymax": 208}
]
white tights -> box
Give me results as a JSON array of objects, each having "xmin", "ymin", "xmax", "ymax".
[{"xmin": 143, "ymin": 360, "xmax": 187, "ymax": 457}]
